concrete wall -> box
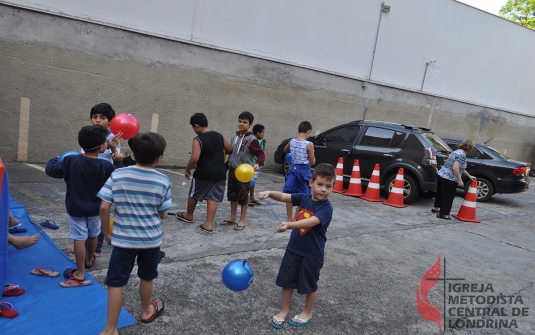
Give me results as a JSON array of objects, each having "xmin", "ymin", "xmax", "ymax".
[
  {"xmin": 1, "ymin": 5, "xmax": 534, "ymax": 169},
  {"xmin": 2, "ymin": 0, "xmax": 535, "ymax": 116}
]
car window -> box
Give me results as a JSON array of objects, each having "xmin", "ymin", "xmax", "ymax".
[
  {"xmin": 446, "ymin": 142, "xmax": 459, "ymax": 150},
  {"xmin": 423, "ymin": 133, "xmax": 451, "ymax": 153},
  {"xmin": 361, "ymin": 127, "xmax": 396, "ymax": 147},
  {"xmin": 486, "ymin": 145, "xmax": 510, "ymax": 160},
  {"xmin": 466, "ymin": 147, "xmax": 479, "ymax": 158},
  {"xmin": 324, "ymin": 126, "xmax": 361, "ymax": 144}
]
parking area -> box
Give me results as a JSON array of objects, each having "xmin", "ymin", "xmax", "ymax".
[{"xmin": 5, "ymin": 161, "xmax": 535, "ymax": 334}]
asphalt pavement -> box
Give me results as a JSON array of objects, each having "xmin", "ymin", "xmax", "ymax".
[{"xmin": 5, "ymin": 162, "xmax": 535, "ymax": 334}]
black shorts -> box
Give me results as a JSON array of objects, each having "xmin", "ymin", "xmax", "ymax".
[
  {"xmin": 105, "ymin": 246, "xmax": 160, "ymax": 287},
  {"xmin": 276, "ymin": 250, "xmax": 323, "ymax": 294},
  {"xmin": 190, "ymin": 178, "xmax": 225, "ymax": 202},
  {"xmin": 227, "ymin": 167, "xmax": 250, "ymax": 205}
]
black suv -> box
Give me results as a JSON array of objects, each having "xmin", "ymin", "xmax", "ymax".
[
  {"xmin": 442, "ymin": 137, "xmax": 531, "ymax": 202},
  {"xmin": 274, "ymin": 120, "xmax": 451, "ymax": 203}
]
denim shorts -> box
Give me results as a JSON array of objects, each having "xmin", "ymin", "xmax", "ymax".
[
  {"xmin": 105, "ymin": 246, "xmax": 160, "ymax": 287},
  {"xmin": 276, "ymin": 250, "xmax": 323, "ymax": 294},
  {"xmin": 68, "ymin": 215, "xmax": 101, "ymax": 240}
]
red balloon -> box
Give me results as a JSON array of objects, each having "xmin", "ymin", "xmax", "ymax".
[{"xmin": 110, "ymin": 113, "xmax": 139, "ymax": 140}]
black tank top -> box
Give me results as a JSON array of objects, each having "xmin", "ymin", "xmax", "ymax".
[{"xmin": 193, "ymin": 131, "xmax": 226, "ymax": 181}]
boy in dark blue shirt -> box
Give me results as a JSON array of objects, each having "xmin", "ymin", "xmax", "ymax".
[
  {"xmin": 46, "ymin": 125, "xmax": 115, "ymax": 287},
  {"xmin": 258, "ymin": 163, "xmax": 335, "ymax": 329}
]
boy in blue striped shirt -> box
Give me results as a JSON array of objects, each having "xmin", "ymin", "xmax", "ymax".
[{"xmin": 97, "ymin": 132, "xmax": 172, "ymax": 333}]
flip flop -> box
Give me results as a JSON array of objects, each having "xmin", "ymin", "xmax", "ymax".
[
  {"xmin": 288, "ymin": 316, "xmax": 313, "ymax": 327},
  {"xmin": 175, "ymin": 212, "xmax": 193, "ymax": 223},
  {"xmin": 40, "ymin": 220, "xmax": 59, "ymax": 229},
  {"xmin": 247, "ymin": 201, "xmax": 256, "ymax": 207},
  {"xmin": 60, "ymin": 277, "xmax": 92, "ymax": 288},
  {"xmin": 30, "ymin": 266, "xmax": 60, "ymax": 278},
  {"xmin": 270, "ymin": 316, "xmax": 285, "ymax": 329},
  {"xmin": 431, "ymin": 209, "xmax": 440, "ymax": 213},
  {"xmin": 234, "ymin": 224, "xmax": 246, "ymax": 231},
  {"xmin": 0, "ymin": 301, "xmax": 19, "ymax": 318},
  {"xmin": 3, "ymin": 284, "xmax": 25, "ymax": 297},
  {"xmin": 141, "ymin": 300, "xmax": 165, "ymax": 323},
  {"xmin": 436, "ymin": 213, "xmax": 452, "ymax": 220},
  {"xmin": 251, "ymin": 199, "xmax": 262, "ymax": 205},
  {"xmin": 8, "ymin": 227, "xmax": 27, "ymax": 234},
  {"xmin": 196, "ymin": 224, "xmax": 214, "ymax": 234},
  {"xmin": 220, "ymin": 220, "xmax": 237, "ymax": 226}
]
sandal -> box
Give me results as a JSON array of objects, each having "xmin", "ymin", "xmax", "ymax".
[
  {"xmin": 40, "ymin": 220, "xmax": 59, "ymax": 230},
  {"xmin": 220, "ymin": 220, "xmax": 237, "ymax": 226},
  {"xmin": 234, "ymin": 224, "xmax": 246, "ymax": 231},
  {"xmin": 270, "ymin": 316, "xmax": 285, "ymax": 329},
  {"xmin": 8, "ymin": 227, "xmax": 27, "ymax": 234},
  {"xmin": 436, "ymin": 213, "xmax": 452, "ymax": 220},
  {"xmin": 30, "ymin": 266, "xmax": 60, "ymax": 278},
  {"xmin": 0, "ymin": 301, "xmax": 19, "ymax": 318},
  {"xmin": 175, "ymin": 212, "xmax": 193, "ymax": 223},
  {"xmin": 196, "ymin": 224, "xmax": 214, "ymax": 234},
  {"xmin": 60, "ymin": 277, "xmax": 92, "ymax": 288},
  {"xmin": 141, "ymin": 300, "xmax": 165, "ymax": 323},
  {"xmin": 3, "ymin": 284, "xmax": 25, "ymax": 297}
]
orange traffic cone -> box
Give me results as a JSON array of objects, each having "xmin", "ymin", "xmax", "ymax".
[
  {"xmin": 333, "ymin": 157, "xmax": 345, "ymax": 194},
  {"xmin": 452, "ymin": 179, "xmax": 480, "ymax": 223},
  {"xmin": 361, "ymin": 163, "xmax": 382, "ymax": 202},
  {"xmin": 344, "ymin": 159, "xmax": 363, "ymax": 197},
  {"xmin": 382, "ymin": 168, "xmax": 407, "ymax": 208}
]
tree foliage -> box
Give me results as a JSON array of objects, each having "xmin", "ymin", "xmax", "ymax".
[{"xmin": 499, "ymin": 0, "xmax": 535, "ymax": 30}]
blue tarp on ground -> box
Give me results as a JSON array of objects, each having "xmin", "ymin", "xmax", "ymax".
[{"xmin": 0, "ymin": 196, "xmax": 137, "ymax": 333}]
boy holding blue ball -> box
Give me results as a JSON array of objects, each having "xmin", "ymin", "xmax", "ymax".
[{"xmin": 258, "ymin": 163, "xmax": 335, "ymax": 329}]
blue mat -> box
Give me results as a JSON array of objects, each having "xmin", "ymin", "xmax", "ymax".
[{"xmin": 0, "ymin": 196, "xmax": 137, "ymax": 333}]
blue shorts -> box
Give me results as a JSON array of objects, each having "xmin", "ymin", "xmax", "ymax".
[
  {"xmin": 105, "ymin": 246, "xmax": 160, "ymax": 287},
  {"xmin": 68, "ymin": 215, "xmax": 101, "ymax": 240},
  {"xmin": 282, "ymin": 164, "xmax": 312, "ymax": 194},
  {"xmin": 276, "ymin": 250, "xmax": 323, "ymax": 294}
]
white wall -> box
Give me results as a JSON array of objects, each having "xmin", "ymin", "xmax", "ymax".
[{"xmin": 2, "ymin": 0, "xmax": 534, "ymax": 116}]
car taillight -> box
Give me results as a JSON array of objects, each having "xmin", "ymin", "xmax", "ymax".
[
  {"xmin": 511, "ymin": 167, "xmax": 526, "ymax": 175},
  {"xmin": 428, "ymin": 148, "xmax": 437, "ymax": 167}
]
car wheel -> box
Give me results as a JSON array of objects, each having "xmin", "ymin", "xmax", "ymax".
[
  {"xmin": 466, "ymin": 177, "xmax": 494, "ymax": 202},
  {"xmin": 385, "ymin": 173, "xmax": 419, "ymax": 204}
]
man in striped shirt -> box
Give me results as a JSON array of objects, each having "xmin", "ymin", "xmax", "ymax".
[{"xmin": 97, "ymin": 132, "xmax": 172, "ymax": 333}]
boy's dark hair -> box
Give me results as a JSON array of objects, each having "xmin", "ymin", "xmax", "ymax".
[
  {"xmin": 298, "ymin": 121, "xmax": 312, "ymax": 133},
  {"xmin": 252, "ymin": 124, "xmax": 264, "ymax": 134},
  {"xmin": 312, "ymin": 163, "xmax": 335, "ymax": 181},
  {"xmin": 190, "ymin": 113, "xmax": 208, "ymax": 127},
  {"xmin": 90, "ymin": 103, "xmax": 116, "ymax": 122},
  {"xmin": 78, "ymin": 125, "xmax": 108, "ymax": 152},
  {"xmin": 131, "ymin": 132, "xmax": 166, "ymax": 165},
  {"xmin": 238, "ymin": 111, "xmax": 254, "ymax": 124}
]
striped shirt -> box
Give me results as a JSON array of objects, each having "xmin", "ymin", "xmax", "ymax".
[{"xmin": 97, "ymin": 166, "xmax": 172, "ymax": 249}]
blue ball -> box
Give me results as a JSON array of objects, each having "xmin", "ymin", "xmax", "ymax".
[
  {"xmin": 222, "ymin": 260, "xmax": 254, "ymax": 292},
  {"xmin": 285, "ymin": 152, "xmax": 293, "ymax": 164},
  {"xmin": 58, "ymin": 151, "xmax": 80, "ymax": 163}
]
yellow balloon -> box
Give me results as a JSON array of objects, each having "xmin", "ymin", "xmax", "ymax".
[
  {"xmin": 235, "ymin": 163, "xmax": 255, "ymax": 183},
  {"xmin": 109, "ymin": 215, "xmax": 114, "ymax": 233}
]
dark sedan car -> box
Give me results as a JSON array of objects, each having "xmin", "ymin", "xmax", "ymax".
[
  {"xmin": 275, "ymin": 120, "xmax": 452, "ymax": 203},
  {"xmin": 442, "ymin": 138, "xmax": 531, "ymax": 202}
]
